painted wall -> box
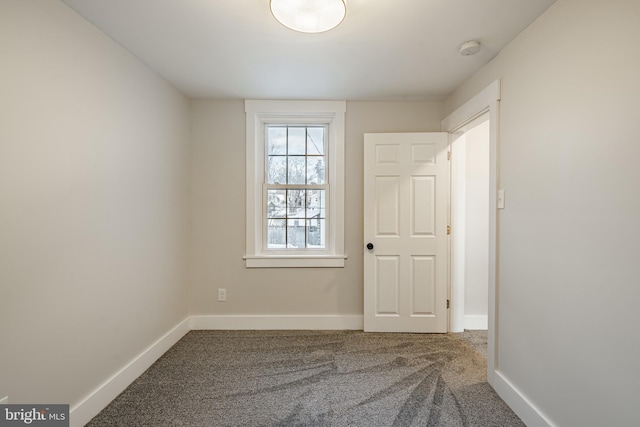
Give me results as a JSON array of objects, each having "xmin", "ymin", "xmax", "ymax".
[
  {"xmin": 0, "ymin": 0, "xmax": 190, "ymax": 409},
  {"xmin": 189, "ymin": 100, "xmax": 443, "ymax": 317},
  {"xmin": 464, "ymin": 121, "xmax": 489, "ymax": 326},
  {"xmin": 445, "ymin": 0, "xmax": 640, "ymax": 425}
]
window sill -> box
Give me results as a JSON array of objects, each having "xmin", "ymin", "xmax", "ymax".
[{"xmin": 244, "ymin": 255, "xmax": 347, "ymax": 268}]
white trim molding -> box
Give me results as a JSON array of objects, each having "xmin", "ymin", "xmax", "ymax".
[
  {"xmin": 463, "ymin": 315, "xmax": 488, "ymax": 330},
  {"xmin": 243, "ymin": 255, "xmax": 347, "ymax": 268},
  {"xmin": 67, "ymin": 314, "xmax": 363, "ymax": 426},
  {"xmin": 191, "ymin": 315, "xmax": 363, "ymax": 331},
  {"xmin": 441, "ymin": 80, "xmax": 501, "ymax": 131},
  {"xmin": 494, "ymin": 371, "xmax": 556, "ymax": 427},
  {"xmin": 70, "ymin": 318, "xmax": 191, "ymax": 427},
  {"xmin": 442, "ymin": 79, "xmax": 501, "ymax": 385}
]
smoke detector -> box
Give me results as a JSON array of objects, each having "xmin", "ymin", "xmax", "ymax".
[{"xmin": 459, "ymin": 40, "xmax": 481, "ymax": 56}]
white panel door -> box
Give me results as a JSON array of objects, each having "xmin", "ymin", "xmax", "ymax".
[{"xmin": 364, "ymin": 133, "xmax": 449, "ymax": 332}]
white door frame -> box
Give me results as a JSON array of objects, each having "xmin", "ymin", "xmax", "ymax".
[
  {"xmin": 449, "ymin": 112, "xmax": 490, "ymax": 333},
  {"xmin": 441, "ymin": 80, "xmax": 501, "ymax": 385}
]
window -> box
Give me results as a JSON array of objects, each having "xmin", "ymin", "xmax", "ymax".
[
  {"xmin": 266, "ymin": 125, "xmax": 327, "ymax": 250},
  {"xmin": 245, "ymin": 100, "xmax": 346, "ymax": 268}
]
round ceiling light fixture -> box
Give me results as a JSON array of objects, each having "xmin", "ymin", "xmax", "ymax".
[
  {"xmin": 459, "ymin": 40, "xmax": 481, "ymax": 56},
  {"xmin": 270, "ymin": 0, "xmax": 346, "ymax": 33}
]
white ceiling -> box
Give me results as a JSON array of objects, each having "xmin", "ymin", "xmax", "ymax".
[{"xmin": 60, "ymin": 0, "xmax": 557, "ymax": 101}]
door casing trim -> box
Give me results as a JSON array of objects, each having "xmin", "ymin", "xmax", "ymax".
[{"xmin": 441, "ymin": 80, "xmax": 501, "ymax": 385}]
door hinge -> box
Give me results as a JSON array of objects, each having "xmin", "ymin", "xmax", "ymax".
[
  {"xmin": 447, "ymin": 151, "xmax": 451, "ymax": 160},
  {"xmin": 447, "ymin": 225, "xmax": 451, "ymax": 235},
  {"xmin": 446, "ymin": 299, "xmax": 450, "ymax": 309}
]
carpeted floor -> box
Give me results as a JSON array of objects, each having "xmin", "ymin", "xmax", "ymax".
[
  {"xmin": 458, "ymin": 330, "xmax": 488, "ymax": 360},
  {"xmin": 87, "ymin": 330, "xmax": 522, "ymax": 426}
]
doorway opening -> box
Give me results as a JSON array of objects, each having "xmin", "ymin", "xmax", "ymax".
[
  {"xmin": 441, "ymin": 80, "xmax": 500, "ymax": 385},
  {"xmin": 450, "ymin": 113, "xmax": 490, "ymax": 333}
]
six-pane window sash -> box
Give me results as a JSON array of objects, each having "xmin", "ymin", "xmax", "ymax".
[{"xmin": 264, "ymin": 124, "xmax": 329, "ymax": 251}]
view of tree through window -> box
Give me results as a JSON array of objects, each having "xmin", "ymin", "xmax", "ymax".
[{"xmin": 266, "ymin": 125, "xmax": 327, "ymax": 249}]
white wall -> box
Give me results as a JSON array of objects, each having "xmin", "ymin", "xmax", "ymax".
[
  {"xmin": 0, "ymin": 0, "xmax": 190, "ymax": 411},
  {"xmin": 464, "ymin": 121, "xmax": 489, "ymax": 327},
  {"xmin": 446, "ymin": 0, "xmax": 640, "ymax": 425},
  {"xmin": 189, "ymin": 100, "xmax": 443, "ymax": 319}
]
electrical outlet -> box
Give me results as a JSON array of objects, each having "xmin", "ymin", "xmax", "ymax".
[
  {"xmin": 217, "ymin": 288, "xmax": 227, "ymax": 302},
  {"xmin": 0, "ymin": 396, "xmax": 8, "ymax": 404}
]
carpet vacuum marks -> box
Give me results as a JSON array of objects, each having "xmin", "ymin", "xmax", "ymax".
[{"xmin": 87, "ymin": 330, "xmax": 524, "ymax": 427}]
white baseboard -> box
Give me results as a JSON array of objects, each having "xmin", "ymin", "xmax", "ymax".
[
  {"xmin": 61, "ymin": 315, "xmax": 558, "ymax": 427},
  {"xmin": 190, "ymin": 315, "xmax": 364, "ymax": 331},
  {"xmin": 67, "ymin": 314, "xmax": 361, "ymax": 426},
  {"xmin": 463, "ymin": 315, "xmax": 488, "ymax": 330},
  {"xmin": 69, "ymin": 317, "xmax": 191, "ymax": 427},
  {"xmin": 493, "ymin": 370, "xmax": 556, "ymax": 427}
]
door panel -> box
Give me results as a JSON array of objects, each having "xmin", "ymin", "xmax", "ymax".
[
  {"xmin": 411, "ymin": 255, "xmax": 435, "ymax": 315},
  {"xmin": 364, "ymin": 132, "xmax": 449, "ymax": 333},
  {"xmin": 375, "ymin": 177, "xmax": 400, "ymax": 236},
  {"xmin": 376, "ymin": 256, "xmax": 400, "ymax": 315},
  {"xmin": 412, "ymin": 176, "xmax": 435, "ymax": 236}
]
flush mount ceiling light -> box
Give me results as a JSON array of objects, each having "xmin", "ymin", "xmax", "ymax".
[{"xmin": 270, "ymin": 0, "xmax": 346, "ymax": 33}]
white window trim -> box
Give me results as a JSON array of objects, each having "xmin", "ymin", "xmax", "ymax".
[{"xmin": 245, "ymin": 100, "xmax": 346, "ymax": 268}]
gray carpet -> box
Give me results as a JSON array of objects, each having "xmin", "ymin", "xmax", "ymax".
[
  {"xmin": 87, "ymin": 330, "xmax": 523, "ymax": 426},
  {"xmin": 458, "ymin": 330, "xmax": 488, "ymax": 360}
]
